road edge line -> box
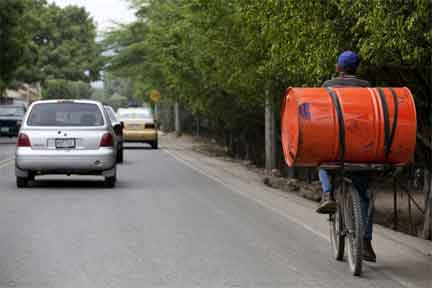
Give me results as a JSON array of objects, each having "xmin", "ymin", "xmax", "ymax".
[{"xmin": 0, "ymin": 158, "xmax": 14, "ymax": 169}]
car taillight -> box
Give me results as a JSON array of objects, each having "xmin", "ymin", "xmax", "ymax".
[
  {"xmin": 100, "ymin": 133, "xmax": 114, "ymax": 147},
  {"xmin": 17, "ymin": 133, "xmax": 31, "ymax": 147}
]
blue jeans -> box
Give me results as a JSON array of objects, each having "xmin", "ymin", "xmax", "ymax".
[{"xmin": 319, "ymin": 169, "xmax": 373, "ymax": 240}]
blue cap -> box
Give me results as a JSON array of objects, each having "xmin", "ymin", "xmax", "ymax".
[{"xmin": 338, "ymin": 51, "xmax": 360, "ymax": 71}]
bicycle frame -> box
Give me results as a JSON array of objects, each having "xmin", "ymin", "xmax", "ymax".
[{"xmin": 324, "ymin": 163, "xmax": 392, "ymax": 276}]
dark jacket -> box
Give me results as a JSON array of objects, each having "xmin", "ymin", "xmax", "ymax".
[{"xmin": 322, "ymin": 74, "xmax": 370, "ymax": 88}]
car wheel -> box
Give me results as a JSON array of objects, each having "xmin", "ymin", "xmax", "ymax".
[
  {"xmin": 117, "ymin": 148, "xmax": 124, "ymax": 163},
  {"xmin": 16, "ymin": 177, "xmax": 28, "ymax": 188},
  {"xmin": 152, "ymin": 139, "xmax": 158, "ymax": 149},
  {"xmin": 104, "ymin": 175, "xmax": 116, "ymax": 188},
  {"xmin": 28, "ymin": 173, "xmax": 35, "ymax": 181}
]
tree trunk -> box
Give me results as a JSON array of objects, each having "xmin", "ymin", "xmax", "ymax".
[
  {"xmin": 175, "ymin": 100, "xmax": 182, "ymax": 136},
  {"xmin": 154, "ymin": 103, "xmax": 159, "ymax": 121},
  {"xmin": 265, "ymin": 90, "xmax": 276, "ymax": 172},
  {"xmin": 196, "ymin": 117, "xmax": 200, "ymax": 137},
  {"xmin": 423, "ymin": 172, "xmax": 432, "ymax": 239}
]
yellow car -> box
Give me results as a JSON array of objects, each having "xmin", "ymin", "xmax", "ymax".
[{"xmin": 117, "ymin": 108, "xmax": 158, "ymax": 149}]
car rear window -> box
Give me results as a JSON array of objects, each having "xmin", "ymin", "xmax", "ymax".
[
  {"xmin": 27, "ymin": 103, "xmax": 104, "ymax": 127},
  {"xmin": 0, "ymin": 106, "xmax": 25, "ymax": 117},
  {"xmin": 118, "ymin": 109, "xmax": 152, "ymax": 119}
]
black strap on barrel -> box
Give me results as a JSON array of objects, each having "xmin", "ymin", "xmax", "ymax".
[
  {"xmin": 377, "ymin": 88, "xmax": 391, "ymax": 157},
  {"xmin": 377, "ymin": 87, "xmax": 399, "ymax": 160},
  {"xmin": 326, "ymin": 87, "xmax": 346, "ymax": 164},
  {"xmin": 388, "ymin": 88, "xmax": 399, "ymax": 157}
]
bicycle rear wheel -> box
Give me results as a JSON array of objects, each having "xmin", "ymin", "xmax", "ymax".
[
  {"xmin": 344, "ymin": 185, "xmax": 363, "ymax": 276},
  {"xmin": 329, "ymin": 199, "xmax": 345, "ymax": 261}
]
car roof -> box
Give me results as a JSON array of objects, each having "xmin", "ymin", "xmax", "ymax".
[
  {"xmin": 103, "ymin": 105, "xmax": 115, "ymax": 110},
  {"xmin": 0, "ymin": 104, "xmax": 25, "ymax": 108},
  {"xmin": 118, "ymin": 107, "xmax": 151, "ymax": 112},
  {"xmin": 31, "ymin": 99, "xmax": 103, "ymax": 105}
]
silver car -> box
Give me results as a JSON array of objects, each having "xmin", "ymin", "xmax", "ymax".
[{"xmin": 15, "ymin": 100, "xmax": 117, "ymax": 188}]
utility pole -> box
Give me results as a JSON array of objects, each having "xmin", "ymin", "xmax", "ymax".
[{"xmin": 265, "ymin": 89, "xmax": 276, "ymax": 173}]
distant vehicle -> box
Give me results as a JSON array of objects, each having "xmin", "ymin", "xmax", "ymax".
[
  {"xmin": 104, "ymin": 105, "xmax": 124, "ymax": 163},
  {"xmin": 15, "ymin": 100, "xmax": 117, "ymax": 188},
  {"xmin": 0, "ymin": 104, "xmax": 26, "ymax": 137},
  {"xmin": 117, "ymin": 107, "xmax": 158, "ymax": 149}
]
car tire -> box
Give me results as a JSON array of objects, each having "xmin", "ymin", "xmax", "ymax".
[
  {"xmin": 16, "ymin": 177, "xmax": 28, "ymax": 188},
  {"xmin": 117, "ymin": 148, "xmax": 124, "ymax": 163},
  {"xmin": 104, "ymin": 175, "xmax": 116, "ymax": 188},
  {"xmin": 152, "ymin": 139, "xmax": 158, "ymax": 149},
  {"xmin": 28, "ymin": 172, "xmax": 35, "ymax": 181}
]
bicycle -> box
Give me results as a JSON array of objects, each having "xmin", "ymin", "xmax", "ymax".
[{"xmin": 321, "ymin": 163, "xmax": 387, "ymax": 276}]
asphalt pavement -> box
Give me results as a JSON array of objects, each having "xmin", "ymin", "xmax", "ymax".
[
  {"xmin": 0, "ymin": 137, "xmax": 15, "ymax": 162},
  {"xmin": 0, "ymin": 140, "xmax": 430, "ymax": 287}
]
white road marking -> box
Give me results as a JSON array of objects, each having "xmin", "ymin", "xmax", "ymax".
[{"xmin": 0, "ymin": 158, "xmax": 14, "ymax": 169}]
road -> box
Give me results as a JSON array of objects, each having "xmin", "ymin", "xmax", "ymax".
[
  {"xmin": 0, "ymin": 138, "xmax": 430, "ymax": 287},
  {"xmin": 0, "ymin": 137, "xmax": 15, "ymax": 162}
]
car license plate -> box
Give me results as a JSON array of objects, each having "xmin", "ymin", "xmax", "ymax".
[
  {"xmin": 0, "ymin": 127, "xmax": 9, "ymax": 133},
  {"xmin": 128, "ymin": 124, "xmax": 142, "ymax": 130},
  {"xmin": 55, "ymin": 138, "xmax": 76, "ymax": 149}
]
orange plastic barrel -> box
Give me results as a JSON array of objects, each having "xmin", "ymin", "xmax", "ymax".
[{"xmin": 281, "ymin": 87, "xmax": 417, "ymax": 167}]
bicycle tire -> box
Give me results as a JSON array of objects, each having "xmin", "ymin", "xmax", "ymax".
[
  {"xmin": 329, "ymin": 187, "xmax": 345, "ymax": 260},
  {"xmin": 344, "ymin": 186, "xmax": 363, "ymax": 276}
]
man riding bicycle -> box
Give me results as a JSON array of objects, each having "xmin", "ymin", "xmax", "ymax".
[{"xmin": 316, "ymin": 51, "xmax": 376, "ymax": 262}]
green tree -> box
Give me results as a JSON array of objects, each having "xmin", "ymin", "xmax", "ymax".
[
  {"xmin": 17, "ymin": 1, "xmax": 103, "ymax": 84},
  {"xmin": 0, "ymin": 0, "xmax": 28, "ymax": 96},
  {"xmin": 42, "ymin": 79, "xmax": 92, "ymax": 99},
  {"xmin": 90, "ymin": 73, "xmax": 131, "ymax": 108},
  {"xmin": 105, "ymin": 0, "xmax": 431, "ymax": 162},
  {"xmin": 1, "ymin": 1, "xmax": 104, "ymax": 97}
]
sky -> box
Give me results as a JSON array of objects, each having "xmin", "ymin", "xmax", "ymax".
[{"xmin": 50, "ymin": 0, "xmax": 136, "ymax": 32}]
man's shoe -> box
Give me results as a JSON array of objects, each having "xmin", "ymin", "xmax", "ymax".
[
  {"xmin": 316, "ymin": 193, "xmax": 337, "ymax": 214},
  {"xmin": 363, "ymin": 239, "xmax": 376, "ymax": 262}
]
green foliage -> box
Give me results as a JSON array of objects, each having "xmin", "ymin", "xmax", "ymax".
[
  {"xmin": 343, "ymin": 0, "xmax": 431, "ymax": 65},
  {"xmin": 90, "ymin": 73, "xmax": 131, "ymax": 108},
  {"xmin": 105, "ymin": 0, "xmax": 431, "ymax": 135},
  {"xmin": 1, "ymin": 0, "xmax": 103, "ymax": 97},
  {"xmin": 0, "ymin": 0, "xmax": 28, "ymax": 96},
  {"xmin": 42, "ymin": 79, "xmax": 92, "ymax": 99},
  {"xmin": 17, "ymin": 1, "xmax": 103, "ymax": 84},
  {"xmin": 92, "ymin": 88, "xmax": 128, "ymax": 109}
]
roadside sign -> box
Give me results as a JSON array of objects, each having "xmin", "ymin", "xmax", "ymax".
[{"xmin": 149, "ymin": 90, "xmax": 161, "ymax": 103}]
